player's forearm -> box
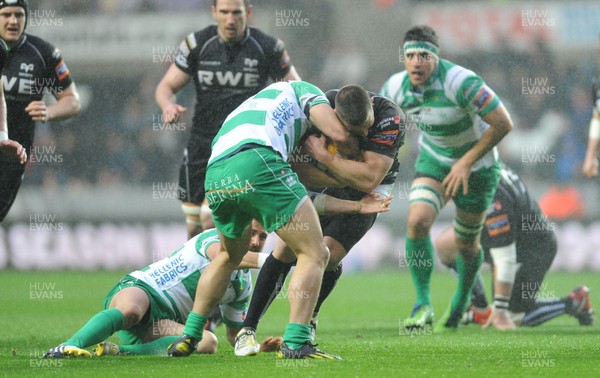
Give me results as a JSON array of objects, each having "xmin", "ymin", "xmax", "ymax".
[
  {"xmin": 292, "ymin": 160, "xmax": 347, "ymax": 189},
  {"xmin": 461, "ymin": 104, "xmax": 513, "ymax": 167},
  {"xmin": 47, "ymin": 93, "xmax": 80, "ymax": 121},
  {"xmin": 316, "ymin": 154, "xmax": 384, "ymax": 193},
  {"xmin": 0, "ymin": 89, "xmax": 7, "ymax": 135},
  {"xmin": 585, "ymin": 137, "xmax": 600, "ymax": 159},
  {"xmin": 462, "ymin": 121, "xmax": 511, "ymax": 168},
  {"xmin": 155, "ymin": 83, "xmax": 176, "ymax": 111},
  {"xmin": 237, "ymin": 252, "xmax": 261, "ymax": 269}
]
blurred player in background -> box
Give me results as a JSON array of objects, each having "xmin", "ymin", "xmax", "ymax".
[
  {"xmin": 155, "ymin": 0, "xmax": 300, "ymax": 239},
  {"xmin": 0, "ymin": 34, "xmax": 27, "ymax": 164},
  {"xmin": 234, "ymin": 85, "xmax": 404, "ymax": 356},
  {"xmin": 0, "ymin": 0, "xmax": 80, "ymax": 222},
  {"xmin": 44, "ymin": 220, "xmax": 269, "ymax": 358},
  {"xmin": 165, "ymin": 80, "xmax": 361, "ymax": 360},
  {"xmin": 435, "ymin": 166, "xmax": 595, "ymax": 330},
  {"xmin": 381, "ymin": 25, "xmax": 513, "ymax": 332},
  {"xmin": 582, "ymin": 72, "xmax": 600, "ymax": 178}
]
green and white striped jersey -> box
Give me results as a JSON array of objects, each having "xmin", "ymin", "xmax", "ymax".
[
  {"xmin": 208, "ymin": 80, "xmax": 329, "ymax": 165},
  {"xmin": 128, "ymin": 228, "xmax": 252, "ymax": 325},
  {"xmin": 381, "ymin": 59, "xmax": 501, "ymax": 170}
]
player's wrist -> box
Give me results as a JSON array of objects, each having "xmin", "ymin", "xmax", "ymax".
[
  {"xmin": 493, "ymin": 294, "xmax": 510, "ymax": 311},
  {"xmin": 256, "ymin": 253, "xmax": 268, "ymax": 269},
  {"xmin": 0, "ymin": 131, "xmax": 7, "ymax": 141}
]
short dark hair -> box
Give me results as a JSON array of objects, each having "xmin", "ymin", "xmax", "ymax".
[
  {"xmin": 403, "ymin": 25, "xmax": 439, "ymax": 47},
  {"xmin": 334, "ymin": 85, "xmax": 372, "ymax": 127},
  {"xmin": 213, "ymin": 0, "xmax": 250, "ymax": 8}
]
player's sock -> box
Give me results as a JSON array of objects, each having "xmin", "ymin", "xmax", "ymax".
[
  {"xmin": 312, "ymin": 264, "xmax": 343, "ymax": 318},
  {"xmin": 63, "ymin": 308, "xmax": 125, "ymax": 348},
  {"xmin": 406, "ymin": 236, "xmax": 434, "ymax": 306},
  {"xmin": 451, "ymin": 248, "xmax": 483, "ymax": 312},
  {"xmin": 182, "ymin": 312, "xmax": 207, "ymax": 341},
  {"xmin": 242, "ymin": 253, "xmax": 292, "ymax": 330},
  {"xmin": 520, "ymin": 297, "xmax": 568, "ymax": 327},
  {"xmin": 446, "ymin": 261, "xmax": 488, "ymax": 309},
  {"xmin": 282, "ymin": 323, "xmax": 311, "ymax": 350},
  {"xmin": 118, "ymin": 336, "xmax": 180, "ymax": 355},
  {"xmin": 470, "ymin": 272, "xmax": 488, "ymax": 309}
]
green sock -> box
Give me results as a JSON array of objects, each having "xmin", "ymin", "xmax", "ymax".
[
  {"xmin": 451, "ymin": 248, "xmax": 484, "ymax": 312},
  {"xmin": 283, "ymin": 323, "xmax": 311, "ymax": 350},
  {"xmin": 64, "ymin": 308, "xmax": 125, "ymax": 348},
  {"xmin": 183, "ymin": 312, "xmax": 207, "ymax": 341},
  {"xmin": 119, "ymin": 336, "xmax": 180, "ymax": 355},
  {"xmin": 406, "ymin": 236, "xmax": 434, "ymax": 306}
]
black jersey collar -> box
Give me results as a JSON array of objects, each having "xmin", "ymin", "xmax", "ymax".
[{"xmin": 5, "ymin": 34, "xmax": 27, "ymax": 52}]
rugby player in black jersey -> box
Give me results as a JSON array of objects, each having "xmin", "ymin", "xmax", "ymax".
[
  {"xmin": 435, "ymin": 166, "xmax": 594, "ymax": 329},
  {"xmin": 234, "ymin": 85, "xmax": 405, "ymax": 356},
  {"xmin": 155, "ymin": 0, "xmax": 301, "ymax": 239},
  {"xmin": 0, "ymin": 33, "xmax": 26, "ymax": 164},
  {"xmin": 0, "ymin": 0, "xmax": 80, "ymax": 222}
]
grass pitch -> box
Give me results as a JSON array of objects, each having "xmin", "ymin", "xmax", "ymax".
[{"xmin": 1, "ymin": 269, "xmax": 599, "ymax": 377}]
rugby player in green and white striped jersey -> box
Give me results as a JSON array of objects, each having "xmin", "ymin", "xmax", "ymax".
[
  {"xmin": 44, "ymin": 221, "xmax": 268, "ymax": 358},
  {"xmin": 381, "ymin": 25, "xmax": 513, "ymax": 332},
  {"xmin": 167, "ymin": 80, "xmax": 363, "ymax": 360}
]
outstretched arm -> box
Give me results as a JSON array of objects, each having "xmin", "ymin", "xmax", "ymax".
[{"xmin": 155, "ymin": 64, "xmax": 191, "ymax": 123}]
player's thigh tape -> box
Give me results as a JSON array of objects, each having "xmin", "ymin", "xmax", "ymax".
[
  {"xmin": 409, "ymin": 184, "xmax": 443, "ymax": 214},
  {"xmin": 453, "ymin": 218, "xmax": 483, "ymax": 240}
]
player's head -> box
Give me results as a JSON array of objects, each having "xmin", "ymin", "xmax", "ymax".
[
  {"xmin": 0, "ymin": 0, "xmax": 28, "ymax": 46},
  {"xmin": 212, "ymin": 0, "xmax": 252, "ymax": 43},
  {"xmin": 249, "ymin": 219, "xmax": 267, "ymax": 252},
  {"xmin": 402, "ymin": 25, "xmax": 439, "ymax": 87},
  {"xmin": 334, "ymin": 84, "xmax": 374, "ymax": 137}
]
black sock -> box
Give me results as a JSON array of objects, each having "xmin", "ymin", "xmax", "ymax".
[
  {"xmin": 242, "ymin": 253, "xmax": 292, "ymax": 330},
  {"xmin": 312, "ymin": 264, "xmax": 343, "ymax": 319},
  {"xmin": 446, "ymin": 261, "xmax": 488, "ymax": 309}
]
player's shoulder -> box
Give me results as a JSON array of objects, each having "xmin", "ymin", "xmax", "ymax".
[
  {"xmin": 439, "ymin": 59, "xmax": 480, "ymax": 91},
  {"xmin": 381, "ymin": 71, "xmax": 409, "ymax": 99},
  {"xmin": 247, "ymin": 26, "xmax": 279, "ymax": 46},
  {"xmin": 22, "ymin": 34, "xmax": 56, "ymax": 56},
  {"xmin": 183, "ymin": 25, "xmax": 219, "ymax": 51}
]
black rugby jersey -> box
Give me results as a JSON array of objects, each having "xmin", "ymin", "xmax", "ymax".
[
  {"xmin": 175, "ymin": 26, "xmax": 292, "ymax": 138},
  {"xmin": 481, "ymin": 166, "xmax": 551, "ymax": 254},
  {"xmin": 325, "ymin": 89, "xmax": 406, "ymax": 187},
  {"xmin": 1, "ymin": 34, "xmax": 73, "ymax": 156}
]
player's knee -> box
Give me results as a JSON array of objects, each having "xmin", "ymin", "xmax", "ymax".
[
  {"xmin": 455, "ymin": 237, "xmax": 480, "ymax": 257},
  {"xmin": 314, "ymin": 242, "xmax": 330, "ymax": 269},
  {"xmin": 118, "ymin": 306, "xmax": 146, "ymax": 329},
  {"xmin": 196, "ymin": 331, "xmax": 218, "ymax": 354},
  {"xmin": 407, "ymin": 213, "xmax": 433, "ymax": 238}
]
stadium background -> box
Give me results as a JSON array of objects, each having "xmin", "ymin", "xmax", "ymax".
[{"xmin": 2, "ymin": 0, "xmax": 599, "ymax": 271}]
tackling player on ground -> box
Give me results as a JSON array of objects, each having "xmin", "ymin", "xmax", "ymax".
[
  {"xmin": 435, "ymin": 166, "xmax": 595, "ymax": 329},
  {"xmin": 381, "ymin": 25, "xmax": 513, "ymax": 332},
  {"xmin": 155, "ymin": 0, "xmax": 300, "ymax": 239},
  {"xmin": 43, "ymin": 221, "xmax": 269, "ymax": 358}
]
